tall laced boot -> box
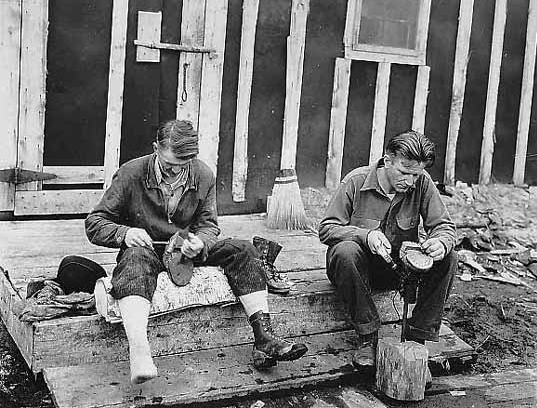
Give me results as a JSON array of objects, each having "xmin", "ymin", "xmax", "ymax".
[
  {"xmin": 253, "ymin": 236, "xmax": 291, "ymax": 294},
  {"xmin": 352, "ymin": 331, "xmax": 378, "ymax": 370},
  {"xmin": 249, "ymin": 311, "xmax": 308, "ymax": 369}
]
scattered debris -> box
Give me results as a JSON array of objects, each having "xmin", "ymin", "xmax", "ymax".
[
  {"xmin": 449, "ymin": 390, "xmax": 467, "ymax": 397},
  {"xmin": 250, "ymin": 400, "xmax": 265, "ymax": 408}
]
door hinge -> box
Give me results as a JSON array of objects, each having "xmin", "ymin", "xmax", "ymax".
[{"xmin": 0, "ymin": 168, "xmax": 57, "ymax": 184}]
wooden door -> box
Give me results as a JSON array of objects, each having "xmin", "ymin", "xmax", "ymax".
[{"xmin": 0, "ymin": 0, "xmax": 227, "ymax": 216}]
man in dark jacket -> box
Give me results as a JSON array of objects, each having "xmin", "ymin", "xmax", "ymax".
[
  {"xmin": 86, "ymin": 120, "xmax": 307, "ymax": 384},
  {"xmin": 318, "ymin": 130, "xmax": 457, "ymax": 368}
]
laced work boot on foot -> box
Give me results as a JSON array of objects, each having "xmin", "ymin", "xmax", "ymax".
[
  {"xmin": 352, "ymin": 331, "xmax": 378, "ymax": 370},
  {"xmin": 249, "ymin": 311, "xmax": 308, "ymax": 370},
  {"xmin": 253, "ymin": 236, "xmax": 291, "ymax": 294}
]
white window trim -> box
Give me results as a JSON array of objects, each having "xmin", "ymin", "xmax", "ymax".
[{"xmin": 343, "ymin": 0, "xmax": 432, "ymax": 66}]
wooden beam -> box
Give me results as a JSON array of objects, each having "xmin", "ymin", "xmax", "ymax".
[
  {"xmin": 325, "ymin": 58, "xmax": 351, "ymax": 189},
  {"xmin": 479, "ymin": 0, "xmax": 507, "ymax": 185},
  {"xmin": 444, "ymin": 0, "xmax": 475, "ymax": 185},
  {"xmin": 135, "ymin": 11, "xmax": 162, "ymax": 63},
  {"xmin": 176, "ymin": 0, "xmax": 206, "ymax": 129},
  {"xmin": 513, "ymin": 0, "xmax": 537, "ymax": 186},
  {"xmin": 198, "ymin": 0, "xmax": 228, "ymax": 175},
  {"xmin": 232, "ymin": 0, "xmax": 259, "ymax": 202},
  {"xmin": 369, "ymin": 62, "xmax": 391, "ymax": 165},
  {"xmin": 103, "ymin": 0, "xmax": 129, "ymax": 188},
  {"xmin": 280, "ymin": 0, "xmax": 310, "ymax": 170},
  {"xmin": 412, "ymin": 65, "xmax": 430, "ymax": 134},
  {"xmin": 0, "ymin": 0, "xmax": 21, "ymax": 211},
  {"xmin": 42, "ymin": 166, "xmax": 104, "ymax": 185},
  {"xmin": 14, "ymin": 190, "xmax": 103, "ymax": 216},
  {"xmin": 17, "ymin": 0, "xmax": 48, "ymax": 192}
]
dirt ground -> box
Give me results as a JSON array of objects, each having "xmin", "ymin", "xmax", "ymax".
[{"xmin": 2, "ymin": 183, "xmax": 537, "ymax": 407}]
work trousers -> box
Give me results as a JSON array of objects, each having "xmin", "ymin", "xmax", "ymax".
[
  {"xmin": 326, "ymin": 241, "xmax": 457, "ymax": 341},
  {"xmin": 111, "ymin": 238, "xmax": 266, "ymax": 301}
]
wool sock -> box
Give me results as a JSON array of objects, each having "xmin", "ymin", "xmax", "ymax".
[{"xmin": 238, "ymin": 290, "xmax": 269, "ymax": 317}]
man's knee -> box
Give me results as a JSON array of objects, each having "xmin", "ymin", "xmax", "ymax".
[
  {"xmin": 329, "ymin": 241, "xmax": 368, "ymax": 263},
  {"xmin": 436, "ymin": 249, "xmax": 458, "ymax": 275}
]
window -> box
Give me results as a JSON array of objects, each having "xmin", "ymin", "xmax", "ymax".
[{"xmin": 344, "ymin": 0, "xmax": 431, "ymax": 65}]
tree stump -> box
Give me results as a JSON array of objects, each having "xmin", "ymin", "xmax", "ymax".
[{"xmin": 375, "ymin": 338, "xmax": 429, "ymax": 401}]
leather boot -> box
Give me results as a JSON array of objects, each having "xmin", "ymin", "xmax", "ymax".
[
  {"xmin": 249, "ymin": 311, "xmax": 308, "ymax": 369},
  {"xmin": 253, "ymin": 236, "xmax": 291, "ymax": 294},
  {"xmin": 352, "ymin": 331, "xmax": 378, "ymax": 369}
]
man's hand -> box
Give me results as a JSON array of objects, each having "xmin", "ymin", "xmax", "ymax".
[
  {"xmin": 367, "ymin": 230, "xmax": 393, "ymax": 263},
  {"xmin": 181, "ymin": 233, "xmax": 204, "ymax": 259},
  {"xmin": 124, "ymin": 228, "xmax": 153, "ymax": 249},
  {"xmin": 421, "ymin": 238, "xmax": 446, "ymax": 261}
]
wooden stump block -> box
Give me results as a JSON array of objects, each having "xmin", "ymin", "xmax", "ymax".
[{"xmin": 375, "ymin": 338, "xmax": 429, "ymax": 401}]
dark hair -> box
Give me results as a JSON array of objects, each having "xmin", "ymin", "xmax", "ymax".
[
  {"xmin": 385, "ymin": 130, "xmax": 435, "ymax": 167},
  {"xmin": 155, "ymin": 119, "xmax": 199, "ymax": 158}
]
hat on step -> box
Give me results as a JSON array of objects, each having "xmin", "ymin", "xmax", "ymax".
[{"xmin": 54, "ymin": 255, "xmax": 107, "ymax": 294}]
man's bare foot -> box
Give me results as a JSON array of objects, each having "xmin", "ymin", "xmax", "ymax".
[{"xmin": 130, "ymin": 351, "xmax": 158, "ymax": 384}]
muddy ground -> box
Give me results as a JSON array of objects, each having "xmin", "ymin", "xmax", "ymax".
[{"xmin": 2, "ymin": 184, "xmax": 537, "ymax": 407}]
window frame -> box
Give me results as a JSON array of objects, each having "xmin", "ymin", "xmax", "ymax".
[{"xmin": 343, "ymin": 0, "xmax": 432, "ymax": 65}]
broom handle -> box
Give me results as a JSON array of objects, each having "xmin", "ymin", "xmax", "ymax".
[{"xmin": 280, "ymin": 0, "xmax": 309, "ymax": 170}]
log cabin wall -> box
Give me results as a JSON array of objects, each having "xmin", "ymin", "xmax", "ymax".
[{"xmin": 1, "ymin": 0, "xmax": 536, "ymax": 217}]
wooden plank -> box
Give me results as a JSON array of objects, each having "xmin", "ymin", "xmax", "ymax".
[
  {"xmin": 135, "ymin": 11, "xmax": 162, "ymax": 63},
  {"xmin": 232, "ymin": 0, "xmax": 260, "ymax": 202},
  {"xmin": 198, "ymin": 0, "xmax": 228, "ymax": 175},
  {"xmin": 344, "ymin": 50, "xmax": 425, "ymax": 66},
  {"xmin": 13, "ymin": 189, "xmax": 103, "ymax": 216},
  {"xmin": 280, "ymin": 0, "xmax": 310, "ymax": 170},
  {"xmin": 0, "ymin": 0, "xmax": 21, "ymax": 211},
  {"xmin": 29, "ymin": 273, "xmax": 401, "ymax": 371},
  {"xmin": 103, "ymin": 0, "xmax": 129, "ymax": 188},
  {"xmin": 43, "ymin": 331, "xmax": 360, "ymax": 408},
  {"xmin": 176, "ymin": 0, "xmax": 206, "ymax": 128},
  {"xmin": 342, "ymin": 0, "xmax": 358, "ymax": 52},
  {"xmin": 369, "ymin": 62, "xmax": 391, "ymax": 165},
  {"xmin": 16, "ymin": 0, "xmax": 48, "ymax": 192},
  {"xmin": 0, "ymin": 269, "xmax": 34, "ymax": 368},
  {"xmin": 42, "ymin": 166, "xmax": 104, "ymax": 185},
  {"xmin": 513, "ymin": 0, "xmax": 537, "ymax": 186},
  {"xmin": 325, "ymin": 57, "xmax": 352, "ymax": 190},
  {"xmin": 444, "ymin": 0, "xmax": 475, "ymax": 185},
  {"xmin": 479, "ymin": 0, "xmax": 507, "ymax": 185},
  {"xmin": 412, "ymin": 65, "xmax": 430, "ymax": 134}
]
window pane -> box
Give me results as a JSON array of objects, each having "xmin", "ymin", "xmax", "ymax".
[{"xmin": 356, "ymin": 0, "xmax": 420, "ymax": 50}]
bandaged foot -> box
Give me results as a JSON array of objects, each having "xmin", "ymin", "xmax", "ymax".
[{"xmin": 129, "ymin": 345, "xmax": 157, "ymax": 384}]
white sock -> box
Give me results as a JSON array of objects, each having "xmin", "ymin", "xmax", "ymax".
[{"xmin": 239, "ymin": 290, "xmax": 269, "ymax": 317}]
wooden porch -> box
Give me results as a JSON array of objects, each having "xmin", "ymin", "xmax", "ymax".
[{"xmin": 0, "ymin": 214, "xmax": 474, "ymax": 408}]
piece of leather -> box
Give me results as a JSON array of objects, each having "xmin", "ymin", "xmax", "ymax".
[
  {"xmin": 163, "ymin": 230, "xmax": 194, "ymax": 287},
  {"xmin": 399, "ymin": 241, "xmax": 433, "ymax": 272}
]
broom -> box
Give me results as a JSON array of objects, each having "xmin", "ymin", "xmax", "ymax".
[{"xmin": 266, "ymin": 0, "xmax": 310, "ymax": 230}]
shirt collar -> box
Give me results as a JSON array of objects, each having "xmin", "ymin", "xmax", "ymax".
[{"xmin": 360, "ymin": 158, "xmax": 385, "ymax": 193}]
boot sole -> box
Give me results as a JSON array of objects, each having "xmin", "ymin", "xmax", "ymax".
[{"xmin": 278, "ymin": 344, "xmax": 308, "ymax": 361}]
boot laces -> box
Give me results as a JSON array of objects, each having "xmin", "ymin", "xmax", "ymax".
[{"xmin": 261, "ymin": 319, "xmax": 287, "ymax": 344}]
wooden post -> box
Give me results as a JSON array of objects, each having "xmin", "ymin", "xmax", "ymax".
[
  {"xmin": 412, "ymin": 65, "xmax": 430, "ymax": 134},
  {"xmin": 513, "ymin": 0, "xmax": 537, "ymax": 186},
  {"xmin": 0, "ymin": 0, "xmax": 21, "ymax": 211},
  {"xmin": 103, "ymin": 0, "xmax": 129, "ymax": 188},
  {"xmin": 280, "ymin": 0, "xmax": 309, "ymax": 170},
  {"xmin": 198, "ymin": 0, "xmax": 229, "ymax": 175},
  {"xmin": 135, "ymin": 11, "xmax": 162, "ymax": 63},
  {"xmin": 176, "ymin": 0, "xmax": 206, "ymax": 129},
  {"xmin": 16, "ymin": 0, "xmax": 48, "ymax": 192},
  {"xmin": 479, "ymin": 0, "xmax": 507, "ymax": 185},
  {"xmin": 325, "ymin": 58, "xmax": 351, "ymax": 190},
  {"xmin": 369, "ymin": 62, "xmax": 391, "ymax": 165},
  {"xmin": 232, "ymin": 0, "xmax": 260, "ymax": 202},
  {"xmin": 376, "ymin": 338, "xmax": 429, "ymax": 401},
  {"xmin": 444, "ymin": 0, "xmax": 475, "ymax": 185}
]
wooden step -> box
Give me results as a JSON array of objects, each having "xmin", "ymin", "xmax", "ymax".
[
  {"xmin": 43, "ymin": 326, "xmax": 473, "ymax": 408},
  {"xmin": 1, "ymin": 268, "xmax": 402, "ymax": 373}
]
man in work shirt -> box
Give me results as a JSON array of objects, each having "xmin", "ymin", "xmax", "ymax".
[
  {"xmin": 318, "ymin": 130, "xmax": 457, "ymax": 368},
  {"xmin": 86, "ymin": 119, "xmax": 307, "ymax": 384}
]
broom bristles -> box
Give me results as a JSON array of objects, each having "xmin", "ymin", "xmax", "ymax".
[{"xmin": 266, "ymin": 169, "xmax": 311, "ymax": 230}]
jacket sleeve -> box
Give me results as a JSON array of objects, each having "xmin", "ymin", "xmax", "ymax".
[
  {"xmin": 318, "ymin": 180, "xmax": 370, "ymax": 247},
  {"xmin": 190, "ymin": 173, "xmax": 220, "ymax": 260},
  {"xmin": 420, "ymin": 173, "xmax": 456, "ymax": 254},
  {"xmin": 85, "ymin": 168, "xmax": 131, "ymax": 248}
]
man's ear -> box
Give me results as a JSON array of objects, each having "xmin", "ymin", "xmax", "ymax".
[
  {"xmin": 383, "ymin": 154, "xmax": 392, "ymax": 167},
  {"xmin": 152, "ymin": 142, "xmax": 158, "ymax": 153}
]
